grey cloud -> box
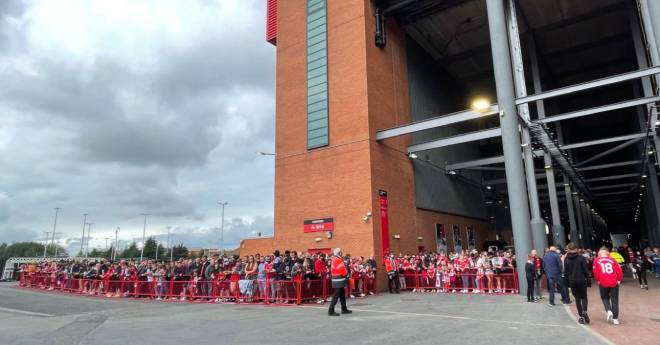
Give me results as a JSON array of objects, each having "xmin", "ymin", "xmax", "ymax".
[{"xmin": 0, "ymin": 1, "xmax": 276, "ymax": 251}]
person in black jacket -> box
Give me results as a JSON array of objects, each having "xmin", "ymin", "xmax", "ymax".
[
  {"xmin": 564, "ymin": 243, "xmax": 592, "ymax": 324},
  {"xmin": 525, "ymin": 255, "xmax": 536, "ymax": 302}
]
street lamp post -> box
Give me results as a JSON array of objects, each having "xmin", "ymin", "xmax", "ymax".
[
  {"xmin": 43, "ymin": 231, "xmax": 51, "ymax": 257},
  {"xmin": 80, "ymin": 214, "xmax": 88, "ymax": 256},
  {"xmin": 218, "ymin": 202, "xmax": 228, "ymax": 256},
  {"xmin": 155, "ymin": 241, "xmax": 160, "ymax": 261},
  {"xmin": 85, "ymin": 223, "xmax": 94, "ymax": 258},
  {"xmin": 166, "ymin": 226, "xmax": 172, "ymax": 262},
  {"xmin": 113, "ymin": 227, "xmax": 120, "ymax": 261},
  {"xmin": 50, "ymin": 208, "xmax": 60, "ymax": 256},
  {"xmin": 139, "ymin": 213, "xmax": 150, "ymax": 262}
]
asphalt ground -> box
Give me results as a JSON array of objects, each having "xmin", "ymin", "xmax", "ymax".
[{"xmin": 0, "ymin": 282, "xmax": 607, "ymax": 345}]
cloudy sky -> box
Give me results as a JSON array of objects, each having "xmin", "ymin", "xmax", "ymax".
[{"xmin": 0, "ymin": 0, "xmax": 276, "ymax": 253}]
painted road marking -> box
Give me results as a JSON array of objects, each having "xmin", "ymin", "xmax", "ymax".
[
  {"xmin": 303, "ymin": 306, "xmax": 578, "ymax": 329},
  {"xmin": 0, "ymin": 306, "xmax": 54, "ymax": 318}
]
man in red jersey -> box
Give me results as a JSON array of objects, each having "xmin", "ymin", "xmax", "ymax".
[{"xmin": 593, "ymin": 247, "xmax": 623, "ymax": 325}]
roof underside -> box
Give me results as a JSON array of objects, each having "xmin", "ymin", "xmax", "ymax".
[{"xmin": 380, "ymin": 0, "xmax": 657, "ymax": 234}]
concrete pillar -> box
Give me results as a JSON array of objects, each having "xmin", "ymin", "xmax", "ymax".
[
  {"xmin": 529, "ymin": 36, "xmax": 565, "ymax": 247},
  {"xmin": 505, "ymin": 0, "xmax": 548, "ymax": 253},
  {"xmin": 564, "ymin": 181, "xmax": 578, "ymax": 248},
  {"xmin": 486, "ymin": 0, "xmax": 533, "ymax": 291}
]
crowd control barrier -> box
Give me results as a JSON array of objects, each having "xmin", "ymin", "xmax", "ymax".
[
  {"xmin": 19, "ymin": 270, "xmax": 519, "ymax": 304},
  {"xmin": 398, "ymin": 270, "xmax": 519, "ymax": 294},
  {"xmin": 18, "ymin": 272, "xmax": 378, "ymax": 305}
]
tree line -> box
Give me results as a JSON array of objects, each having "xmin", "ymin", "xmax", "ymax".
[{"xmin": 0, "ymin": 237, "xmax": 190, "ymax": 272}]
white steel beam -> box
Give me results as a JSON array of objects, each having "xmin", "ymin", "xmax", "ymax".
[
  {"xmin": 484, "ymin": 173, "xmax": 546, "ymax": 185},
  {"xmin": 594, "ymin": 191, "xmax": 632, "ymax": 197},
  {"xmin": 589, "ymin": 183, "xmax": 637, "ymax": 191},
  {"xmin": 376, "ymin": 105, "xmax": 499, "ymax": 140},
  {"xmin": 537, "ymin": 96, "xmax": 660, "ymax": 124},
  {"xmin": 577, "ymin": 160, "xmax": 643, "ymax": 171},
  {"xmin": 583, "ymin": 173, "xmax": 639, "ymax": 183},
  {"xmin": 561, "ymin": 133, "xmax": 648, "ymax": 150},
  {"xmin": 445, "ymin": 156, "xmax": 505, "ymax": 170},
  {"xmin": 515, "ymin": 66, "xmax": 660, "ymax": 105},
  {"xmin": 408, "ymin": 127, "xmax": 501, "ymax": 153},
  {"xmin": 576, "ymin": 138, "xmax": 645, "ymax": 166}
]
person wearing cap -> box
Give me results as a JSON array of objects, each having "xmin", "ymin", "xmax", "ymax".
[{"xmin": 328, "ymin": 248, "xmax": 351, "ymax": 316}]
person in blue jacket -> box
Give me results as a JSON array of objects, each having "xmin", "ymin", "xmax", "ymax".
[{"xmin": 543, "ymin": 246, "xmax": 570, "ymax": 306}]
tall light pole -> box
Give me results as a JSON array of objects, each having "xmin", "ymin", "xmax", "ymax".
[
  {"xmin": 139, "ymin": 213, "xmax": 150, "ymax": 262},
  {"xmin": 43, "ymin": 231, "xmax": 51, "ymax": 257},
  {"xmin": 218, "ymin": 202, "xmax": 228, "ymax": 256},
  {"xmin": 50, "ymin": 208, "xmax": 60, "ymax": 256},
  {"xmin": 113, "ymin": 227, "xmax": 120, "ymax": 261},
  {"xmin": 155, "ymin": 241, "xmax": 160, "ymax": 261},
  {"xmin": 166, "ymin": 226, "xmax": 172, "ymax": 262},
  {"xmin": 85, "ymin": 223, "xmax": 94, "ymax": 258},
  {"xmin": 80, "ymin": 214, "xmax": 88, "ymax": 256},
  {"xmin": 52, "ymin": 232, "xmax": 62, "ymax": 257}
]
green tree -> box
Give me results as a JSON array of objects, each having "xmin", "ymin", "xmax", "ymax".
[
  {"xmin": 142, "ymin": 237, "xmax": 164, "ymax": 260},
  {"xmin": 0, "ymin": 241, "xmax": 67, "ymax": 272},
  {"xmin": 88, "ymin": 248, "xmax": 105, "ymax": 258},
  {"xmin": 170, "ymin": 244, "xmax": 189, "ymax": 260},
  {"xmin": 119, "ymin": 242, "xmax": 140, "ymax": 259}
]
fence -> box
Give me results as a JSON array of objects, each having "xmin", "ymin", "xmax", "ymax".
[
  {"xmin": 18, "ymin": 273, "xmax": 377, "ymax": 305},
  {"xmin": 396, "ymin": 270, "xmax": 519, "ymax": 294}
]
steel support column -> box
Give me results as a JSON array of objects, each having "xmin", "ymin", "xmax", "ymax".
[
  {"xmin": 647, "ymin": 163, "xmax": 660, "ymax": 246},
  {"xmin": 584, "ymin": 203, "xmax": 594, "ymax": 249},
  {"xmin": 486, "ymin": 0, "xmax": 533, "ymax": 291},
  {"xmin": 573, "ymin": 194, "xmax": 585, "ymax": 247},
  {"xmin": 641, "ymin": 0, "xmax": 660, "ymax": 74},
  {"xmin": 506, "ymin": 0, "xmax": 547, "ymax": 253},
  {"xmin": 564, "ymin": 182, "xmax": 578, "ymax": 247},
  {"xmin": 579, "ymin": 200, "xmax": 591, "ymax": 249},
  {"xmin": 529, "ymin": 34, "xmax": 564, "ymax": 247},
  {"xmin": 633, "ymin": 2, "xmax": 660, "ymax": 246}
]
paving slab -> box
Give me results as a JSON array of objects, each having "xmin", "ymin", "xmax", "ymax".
[{"xmin": 564, "ymin": 273, "xmax": 660, "ymax": 345}]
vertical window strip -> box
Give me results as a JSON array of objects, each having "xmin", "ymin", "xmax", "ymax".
[{"xmin": 306, "ymin": 0, "xmax": 328, "ymax": 149}]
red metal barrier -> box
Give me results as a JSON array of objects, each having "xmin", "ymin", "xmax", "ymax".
[
  {"xmin": 18, "ymin": 270, "xmax": 516, "ymax": 305},
  {"xmin": 400, "ymin": 270, "xmax": 519, "ymax": 294}
]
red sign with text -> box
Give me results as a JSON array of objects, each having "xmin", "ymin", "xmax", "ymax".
[
  {"xmin": 303, "ymin": 218, "xmax": 334, "ymax": 233},
  {"xmin": 379, "ymin": 190, "xmax": 390, "ymax": 257}
]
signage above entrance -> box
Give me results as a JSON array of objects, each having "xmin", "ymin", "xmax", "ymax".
[{"xmin": 303, "ymin": 218, "xmax": 334, "ymax": 233}]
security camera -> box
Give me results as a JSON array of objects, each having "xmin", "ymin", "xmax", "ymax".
[{"xmin": 362, "ymin": 212, "xmax": 373, "ymax": 223}]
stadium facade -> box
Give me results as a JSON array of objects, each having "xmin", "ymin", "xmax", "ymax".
[{"xmin": 240, "ymin": 0, "xmax": 660, "ymax": 285}]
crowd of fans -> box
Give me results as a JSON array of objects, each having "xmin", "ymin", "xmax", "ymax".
[
  {"xmin": 384, "ymin": 249, "xmax": 518, "ymax": 294},
  {"xmin": 19, "ymin": 250, "xmax": 378, "ymax": 303},
  {"xmin": 17, "ymin": 245, "xmax": 660, "ymax": 306}
]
